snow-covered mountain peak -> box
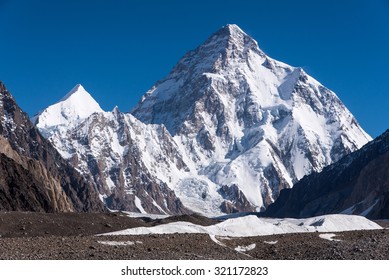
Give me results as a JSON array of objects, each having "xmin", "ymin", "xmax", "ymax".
[
  {"xmin": 131, "ymin": 24, "xmax": 371, "ymax": 214},
  {"xmin": 213, "ymin": 24, "xmax": 255, "ymax": 42},
  {"xmin": 214, "ymin": 23, "xmax": 264, "ymax": 57},
  {"xmin": 201, "ymin": 23, "xmax": 264, "ymax": 61},
  {"xmin": 60, "ymin": 84, "xmax": 85, "ymax": 101},
  {"xmin": 34, "ymin": 25, "xmax": 372, "ymax": 216},
  {"xmin": 131, "ymin": 24, "xmax": 266, "ymax": 131},
  {"xmin": 212, "ymin": 23, "xmax": 246, "ymax": 40},
  {"xmin": 224, "ymin": 23, "xmax": 243, "ymax": 32},
  {"xmin": 33, "ymin": 84, "xmax": 104, "ymax": 138}
]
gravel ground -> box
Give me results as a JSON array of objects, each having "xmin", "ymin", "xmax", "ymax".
[{"xmin": 0, "ymin": 212, "xmax": 388, "ymax": 260}]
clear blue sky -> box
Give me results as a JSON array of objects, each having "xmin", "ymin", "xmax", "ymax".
[{"xmin": 0, "ymin": 0, "xmax": 388, "ymax": 137}]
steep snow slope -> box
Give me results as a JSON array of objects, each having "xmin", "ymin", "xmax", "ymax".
[{"xmin": 32, "ymin": 84, "xmax": 103, "ymax": 138}]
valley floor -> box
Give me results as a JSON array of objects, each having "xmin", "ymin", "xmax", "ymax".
[{"xmin": 0, "ymin": 212, "xmax": 388, "ymax": 260}]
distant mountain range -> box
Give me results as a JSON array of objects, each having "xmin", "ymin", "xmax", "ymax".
[{"xmin": 31, "ymin": 24, "xmax": 372, "ymax": 216}]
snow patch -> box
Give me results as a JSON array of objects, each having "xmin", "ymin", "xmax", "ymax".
[
  {"xmin": 98, "ymin": 194, "xmax": 107, "ymax": 203},
  {"xmin": 319, "ymin": 233, "xmax": 341, "ymax": 242},
  {"xmin": 134, "ymin": 196, "xmax": 146, "ymax": 214},
  {"xmin": 209, "ymin": 235, "xmax": 226, "ymax": 247},
  {"xmin": 235, "ymin": 243, "xmax": 256, "ymax": 252},
  {"xmin": 105, "ymin": 177, "xmax": 116, "ymax": 191},
  {"xmin": 101, "ymin": 214, "xmax": 381, "ymax": 237},
  {"xmin": 97, "ymin": 240, "xmax": 143, "ymax": 246},
  {"xmin": 264, "ymin": 240, "xmax": 278, "ymax": 245}
]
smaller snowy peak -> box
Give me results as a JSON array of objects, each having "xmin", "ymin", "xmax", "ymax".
[
  {"xmin": 59, "ymin": 84, "xmax": 86, "ymax": 102},
  {"xmin": 112, "ymin": 105, "xmax": 121, "ymax": 114},
  {"xmin": 33, "ymin": 84, "xmax": 104, "ymax": 135}
]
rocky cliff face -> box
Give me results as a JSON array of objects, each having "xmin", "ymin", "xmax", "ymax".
[
  {"xmin": 264, "ymin": 130, "xmax": 389, "ymax": 219},
  {"xmin": 0, "ymin": 136, "xmax": 73, "ymax": 212},
  {"xmin": 0, "ymin": 81, "xmax": 105, "ymax": 212},
  {"xmin": 55, "ymin": 108, "xmax": 191, "ymax": 214}
]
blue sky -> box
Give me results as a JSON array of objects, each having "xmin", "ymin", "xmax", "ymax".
[{"xmin": 0, "ymin": 0, "xmax": 388, "ymax": 137}]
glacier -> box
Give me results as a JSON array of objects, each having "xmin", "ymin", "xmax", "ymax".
[{"xmin": 100, "ymin": 214, "xmax": 382, "ymax": 237}]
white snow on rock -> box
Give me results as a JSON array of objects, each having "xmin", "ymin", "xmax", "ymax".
[
  {"xmin": 235, "ymin": 243, "xmax": 256, "ymax": 252},
  {"xmin": 97, "ymin": 240, "xmax": 143, "ymax": 246},
  {"xmin": 264, "ymin": 240, "xmax": 278, "ymax": 245},
  {"xmin": 101, "ymin": 214, "xmax": 382, "ymax": 237},
  {"xmin": 134, "ymin": 196, "xmax": 146, "ymax": 214},
  {"xmin": 319, "ymin": 233, "xmax": 341, "ymax": 242}
]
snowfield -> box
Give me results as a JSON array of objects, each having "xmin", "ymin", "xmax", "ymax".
[{"xmin": 101, "ymin": 214, "xmax": 382, "ymax": 237}]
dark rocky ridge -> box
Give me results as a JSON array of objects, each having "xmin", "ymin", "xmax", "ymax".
[
  {"xmin": 0, "ymin": 81, "xmax": 105, "ymax": 212},
  {"xmin": 264, "ymin": 130, "xmax": 389, "ymax": 219}
]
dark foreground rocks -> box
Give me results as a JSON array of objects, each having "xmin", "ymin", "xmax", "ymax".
[{"xmin": 0, "ymin": 212, "xmax": 388, "ymax": 260}]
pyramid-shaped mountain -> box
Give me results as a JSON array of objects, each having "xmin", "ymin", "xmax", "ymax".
[
  {"xmin": 35, "ymin": 24, "xmax": 371, "ymax": 215},
  {"xmin": 131, "ymin": 24, "xmax": 371, "ymax": 212}
]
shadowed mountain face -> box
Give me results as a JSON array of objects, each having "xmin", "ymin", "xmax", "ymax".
[
  {"xmin": 0, "ymin": 81, "xmax": 105, "ymax": 212},
  {"xmin": 264, "ymin": 130, "xmax": 389, "ymax": 219}
]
